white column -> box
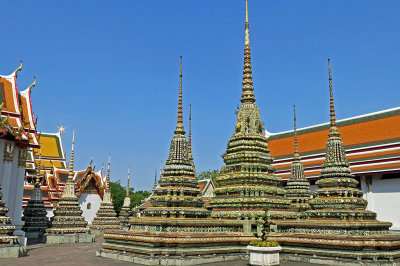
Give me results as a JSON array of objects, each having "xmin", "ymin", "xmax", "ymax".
[
  {"xmin": 361, "ymin": 175, "xmax": 374, "ymax": 211},
  {"xmin": 0, "ymin": 140, "xmax": 5, "ymax": 184},
  {"xmin": 1, "ymin": 141, "xmax": 15, "ymax": 210}
]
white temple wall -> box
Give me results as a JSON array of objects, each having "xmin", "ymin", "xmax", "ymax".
[
  {"xmin": 78, "ymin": 193, "xmax": 102, "ymax": 225},
  {"xmin": 361, "ymin": 174, "xmax": 400, "ymax": 231}
]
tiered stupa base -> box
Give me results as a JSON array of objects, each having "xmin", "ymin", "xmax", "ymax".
[
  {"xmin": 97, "ymin": 218, "xmax": 256, "ymax": 265},
  {"xmin": 22, "ymin": 193, "xmax": 49, "ymax": 244},
  {"xmin": 269, "ymin": 219, "xmax": 400, "ymax": 264},
  {"xmin": 118, "ymin": 206, "xmax": 131, "ymax": 230},
  {"xmin": 90, "ymin": 201, "xmax": 121, "ymax": 237},
  {"xmin": 46, "ymin": 196, "xmax": 94, "ymax": 244}
]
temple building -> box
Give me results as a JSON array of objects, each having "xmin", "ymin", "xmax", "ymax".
[
  {"xmin": 97, "ymin": 56, "xmax": 254, "ymax": 265},
  {"xmin": 268, "ymin": 60, "xmax": 400, "ymax": 263},
  {"xmin": 268, "ymin": 106, "xmax": 400, "ymax": 229},
  {"xmin": 209, "ymin": 0, "xmax": 292, "ymax": 221},
  {"xmin": 23, "ymin": 131, "xmax": 106, "ymax": 224},
  {"xmin": 0, "ymin": 61, "xmax": 40, "ymax": 246}
]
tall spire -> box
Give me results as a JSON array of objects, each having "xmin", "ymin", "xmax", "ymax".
[
  {"xmin": 106, "ymin": 155, "xmax": 111, "ymax": 191},
  {"xmin": 175, "ymin": 56, "xmax": 185, "ymax": 134},
  {"xmin": 293, "ymin": 105, "xmax": 300, "ymax": 160},
  {"xmin": 35, "ymin": 148, "xmax": 42, "ymax": 185},
  {"xmin": 126, "ymin": 167, "xmax": 130, "ymax": 197},
  {"xmin": 328, "ymin": 59, "xmax": 340, "ymax": 137},
  {"xmin": 241, "ymin": 0, "xmax": 256, "ymax": 104},
  {"xmin": 67, "ymin": 129, "xmax": 75, "ymax": 182},
  {"xmin": 188, "ymin": 104, "xmax": 193, "ymax": 158}
]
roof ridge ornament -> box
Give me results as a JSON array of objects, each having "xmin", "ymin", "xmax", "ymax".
[
  {"xmin": 27, "ymin": 76, "xmax": 36, "ymax": 92},
  {"xmin": 14, "ymin": 59, "xmax": 23, "ymax": 78}
]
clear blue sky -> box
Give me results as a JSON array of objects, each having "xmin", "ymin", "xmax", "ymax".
[{"xmin": 2, "ymin": 1, "xmax": 399, "ymax": 191}]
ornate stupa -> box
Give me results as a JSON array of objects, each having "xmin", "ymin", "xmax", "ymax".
[
  {"xmin": 284, "ymin": 105, "xmax": 311, "ymax": 212},
  {"xmin": 90, "ymin": 156, "xmax": 121, "ymax": 236},
  {"xmin": 98, "ymin": 56, "xmax": 255, "ymax": 265},
  {"xmin": 141, "ymin": 56, "xmax": 208, "ymax": 219},
  {"xmin": 22, "ymin": 149, "xmax": 49, "ymax": 244},
  {"xmin": 270, "ymin": 60, "xmax": 400, "ymax": 263},
  {"xmin": 118, "ymin": 168, "xmax": 131, "ymax": 230},
  {"xmin": 210, "ymin": 0, "xmax": 291, "ymax": 220},
  {"xmin": 0, "ymin": 183, "xmax": 25, "ymax": 257},
  {"xmin": 46, "ymin": 130, "xmax": 94, "ymax": 244}
]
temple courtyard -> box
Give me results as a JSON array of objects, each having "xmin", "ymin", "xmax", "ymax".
[{"xmin": 0, "ymin": 238, "xmax": 321, "ymax": 266}]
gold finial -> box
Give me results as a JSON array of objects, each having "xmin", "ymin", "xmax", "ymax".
[
  {"xmin": 14, "ymin": 59, "xmax": 23, "ymax": 78},
  {"xmin": 293, "ymin": 105, "xmax": 300, "ymax": 160},
  {"xmin": 328, "ymin": 59, "xmax": 340, "ymax": 136},
  {"xmin": 126, "ymin": 167, "xmax": 130, "ymax": 196},
  {"xmin": 89, "ymin": 156, "xmax": 93, "ymax": 167},
  {"xmin": 106, "ymin": 155, "xmax": 111, "ymax": 190},
  {"xmin": 28, "ymin": 76, "xmax": 36, "ymax": 92},
  {"xmin": 175, "ymin": 56, "xmax": 185, "ymax": 134},
  {"xmin": 245, "ymin": 0, "xmax": 249, "ymax": 46},
  {"xmin": 188, "ymin": 104, "xmax": 193, "ymax": 158},
  {"xmin": 68, "ymin": 129, "xmax": 75, "ymax": 181},
  {"xmin": 58, "ymin": 123, "xmax": 65, "ymax": 134},
  {"xmin": 240, "ymin": 0, "xmax": 255, "ymax": 104}
]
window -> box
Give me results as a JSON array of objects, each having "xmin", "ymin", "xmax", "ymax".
[{"xmin": 87, "ymin": 202, "xmax": 91, "ymax": 209}]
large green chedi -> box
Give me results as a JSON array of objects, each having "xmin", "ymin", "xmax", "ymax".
[
  {"xmin": 142, "ymin": 57, "xmax": 208, "ymax": 219},
  {"xmin": 210, "ymin": 0, "xmax": 291, "ymax": 220}
]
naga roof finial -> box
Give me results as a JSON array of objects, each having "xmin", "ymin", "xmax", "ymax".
[
  {"xmin": 175, "ymin": 56, "xmax": 185, "ymax": 134},
  {"xmin": 328, "ymin": 59, "xmax": 340, "ymax": 137},
  {"xmin": 28, "ymin": 76, "xmax": 36, "ymax": 92},
  {"xmin": 67, "ymin": 129, "xmax": 75, "ymax": 182},
  {"xmin": 240, "ymin": 0, "xmax": 256, "ymax": 104},
  {"xmin": 14, "ymin": 59, "xmax": 23, "ymax": 78}
]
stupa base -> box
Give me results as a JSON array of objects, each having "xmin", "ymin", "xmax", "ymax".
[
  {"xmin": 0, "ymin": 244, "xmax": 26, "ymax": 258},
  {"xmin": 97, "ymin": 248, "xmax": 247, "ymax": 265},
  {"xmin": 25, "ymin": 231, "xmax": 46, "ymax": 245},
  {"xmin": 269, "ymin": 232, "xmax": 400, "ymax": 264},
  {"xmin": 45, "ymin": 233, "xmax": 94, "ymax": 245},
  {"xmin": 281, "ymin": 249, "xmax": 400, "ymax": 266}
]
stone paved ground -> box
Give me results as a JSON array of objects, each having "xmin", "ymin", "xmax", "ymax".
[{"xmin": 1, "ymin": 238, "xmax": 318, "ymax": 266}]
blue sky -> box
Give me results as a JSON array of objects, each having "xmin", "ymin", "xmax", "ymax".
[{"xmin": 1, "ymin": 1, "xmax": 399, "ymax": 191}]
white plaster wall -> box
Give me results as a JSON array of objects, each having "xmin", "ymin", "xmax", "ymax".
[
  {"xmin": 78, "ymin": 193, "xmax": 102, "ymax": 225},
  {"xmin": 361, "ymin": 175, "xmax": 400, "ymax": 230}
]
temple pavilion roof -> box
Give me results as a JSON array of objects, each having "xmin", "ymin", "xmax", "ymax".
[
  {"xmin": 0, "ymin": 62, "xmax": 39, "ymax": 148},
  {"xmin": 268, "ymin": 107, "xmax": 400, "ymax": 179}
]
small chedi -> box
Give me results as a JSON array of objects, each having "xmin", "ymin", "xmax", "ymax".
[
  {"xmin": 210, "ymin": 0, "xmax": 292, "ymax": 221},
  {"xmin": 22, "ymin": 152, "xmax": 49, "ymax": 244},
  {"xmin": 284, "ymin": 106, "xmax": 311, "ymax": 213},
  {"xmin": 90, "ymin": 156, "xmax": 121, "ymax": 236},
  {"xmin": 269, "ymin": 60, "xmax": 400, "ymax": 263},
  {"xmin": 118, "ymin": 168, "xmax": 131, "ymax": 230},
  {"xmin": 0, "ymin": 183, "xmax": 25, "ymax": 258},
  {"xmin": 46, "ymin": 131, "xmax": 94, "ymax": 244},
  {"xmin": 97, "ymin": 56, "xmax": 255, "ymax": 265}
]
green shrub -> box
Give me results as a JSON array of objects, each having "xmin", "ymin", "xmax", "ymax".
[{"xmin": 249, "ymin": 240, "xmax": 280, "ymax": 247}]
